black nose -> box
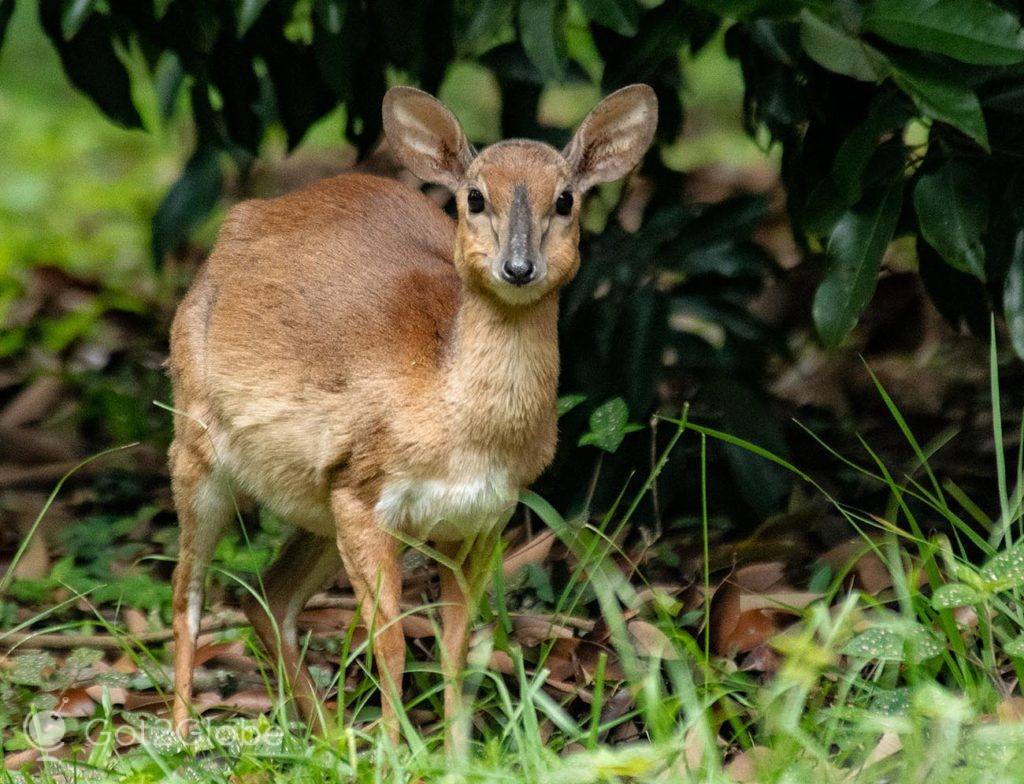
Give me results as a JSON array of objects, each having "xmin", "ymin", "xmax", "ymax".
[{"xmin": 501, "ymin": 257, "xmax": 535, "ymax": 286}]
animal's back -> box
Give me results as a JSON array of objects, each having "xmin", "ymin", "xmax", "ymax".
[{"xmin": 200, "ymin": 173, "xmax": 459, "ymax": 393}]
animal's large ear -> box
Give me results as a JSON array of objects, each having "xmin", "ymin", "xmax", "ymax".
[
  {"xmin": 382, "ymin": 86, "xmax": 475, "ymax": 191},
  {"xmin": 562, "ymin": 84, "xmax": 658, "ymax": 192}
]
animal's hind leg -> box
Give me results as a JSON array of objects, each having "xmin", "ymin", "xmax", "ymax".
[
  {"xmin": 170, "ymin": 441, "xmax": 235, "ymax": 735},
  {"xmin": 242, "ymin": 530, "xmax": 341, "ymax": 730}
]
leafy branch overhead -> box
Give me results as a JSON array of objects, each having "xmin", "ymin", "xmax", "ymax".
[{"xmin": 10, "ymin": 0, "xmax": 1024, "ymax": 358}]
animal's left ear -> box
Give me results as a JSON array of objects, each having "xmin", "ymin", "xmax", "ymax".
[{"xmin": 563, "ymin": 84, "xmax": 658, "ymax": 192}]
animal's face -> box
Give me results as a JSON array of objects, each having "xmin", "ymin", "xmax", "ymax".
[
  {"xmin": 453, "ymin": 142, "xmax": 579, "ymax": 305},
  {"xmin": 383, "ymin": 85, "xmax": 658, "ymax": 307}
]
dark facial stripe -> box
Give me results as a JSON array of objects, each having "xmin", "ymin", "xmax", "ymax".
[{"xmin": 506, "ymin": 184, "xmax": 532, "ymax": 265}]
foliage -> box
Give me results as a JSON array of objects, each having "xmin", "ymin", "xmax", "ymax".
[
  {"xmin": 6, "ymin": 349, "xmax": 1024, "ymax": 781},
  {"xmin": 5, "ymin": 0, "xmax": 1024, "ymax": 358},
  {"xmin": 719, "ymin": 0, "xmax": 1024, "ymax": 354}
]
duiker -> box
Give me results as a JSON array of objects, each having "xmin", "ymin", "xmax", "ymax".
[{"xmin": 168, "ymin": 84, "xmax": 657, "ymax": 746}]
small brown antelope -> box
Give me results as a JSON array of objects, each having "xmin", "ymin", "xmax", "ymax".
[{"xmin": 168, "ymin": 83, "xmax": 657, "ymax": 745}]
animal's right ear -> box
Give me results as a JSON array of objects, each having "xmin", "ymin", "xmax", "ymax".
[{"xmin": 383, "ymin": 86, "xmax": 474, "ymax": 191}]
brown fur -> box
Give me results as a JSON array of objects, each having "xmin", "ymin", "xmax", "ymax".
[{"xmin": 168, "ymin": 85, "xmax": 657, "ymax": 748}]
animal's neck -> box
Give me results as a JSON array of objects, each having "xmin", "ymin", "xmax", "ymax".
[{"xmin": 442, "ymin": 289, "xmax": 560, "ymax": 448}]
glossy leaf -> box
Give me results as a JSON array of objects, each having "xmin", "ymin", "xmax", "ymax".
[
  {"xmin": 813, "ymin": 180, "xmax": 904, "ymax": 346},
  {"xmin": 152, "ymin": 145, "xmax": 222, "ymax": 264},
  {"xmin": 39, "ymin": 0, "xmax": 142, "ymax": 128},
  {"xmin": 580, "ymin": 0, "xmax": 638, "ymax": 36},
  {"xmin": 0, "ymin": 0, "xmax": 14, "ymax": 50},
  {"xmin": 844, "ymin": 623, "xmax": 943, "ymax": 662},
  {"xmin": 60, "ymin": 0, "xmax": 94, "ymax": 39},
  {"xmin": 1006, "ymin": 634, "xmax": 1024, "ymax": 657},
  {"xmin": 1003, "ymin": 231, "xmax": 1024, "ymax": 361},
  {"xmin": 931, "ymin": 582, "xmax": 981, "ymax": 609},
  {"xmin": 979, "ymin": 541, "xmax": 1024, "ymax": 592},
  {"xmin": 456, "ymin": 0, "xmax": 513, "ymax": 56},
  {"xmin": 578, "ymin": 397, "xmax": 642, "ymax": 453},
  {"xmin": 519, "ymin": 0, "xmax": 566, "ymax": 82},
  {"xmin": 863, "ymin": 0, "xmax": 1024, "ymax": 66},
  {"xmin": 831, "ymin": 94, "xmax": 912, "ymax": 204},
  {"xmin": 799, "ymin": 10, "xmax": 888, "ymax": 82},
  {"xmin": 237, "ymin": 0, "xmax": 272, "ymax": 36},
  {"xmin": 889, "ymin": 55, "xmax": 989, "ymax": 150},
  {"xmin": 913, "ymin": 161, "xmax": 988, "ymax": 277}
]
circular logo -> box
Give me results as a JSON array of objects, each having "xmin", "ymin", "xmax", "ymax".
[{"xmin": 23, "ymin": 709, "xmax": 66, "ymax": 752}]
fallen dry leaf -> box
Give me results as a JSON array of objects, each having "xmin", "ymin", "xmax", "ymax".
[
  {"xmin": 998, "ymin": 696, "xmax": 1024, "ymax": 723},
  {"xmin": 627, "ymin": 619, "xmax": 679, "ymax": 660},
  {"xmin": 55, "ymin": 687, "xmax": 96, "ymax": 718},
  {"xmin": 725, "ymin": 746, "xmax": 771, "ymax": 782},
  {"xmin": 502, "ymin": 529, "xmax": 555, "ymax": 579}
]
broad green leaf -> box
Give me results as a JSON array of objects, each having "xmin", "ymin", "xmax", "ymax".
[
  {"xmin": 683, "ymin": 0, "xmax": 801, "ymax": 17},
  {"xmin": 931, "ymin": 582, "xmax": 981, "ymax": 609},
  {"xmin": 799, "ymin": 10, "xmax": 889, "ymax": 81},
  {"xmin": 863, "ymin": 0, "xmax": 1024, "ymax": 66},
  {"xmin": 1005, "ymin": 634, "xmax": 1024, "ymax": 657},
  {"xmin": 913, "ymin": 161, "xmax": 988, "ymax": 277},
  {"xmin": 557, "ymin": 394, "xmax": 587, "ymax": 417},
  {"xmin": 519, "ymin": 0, "xmax": 567, "ymax": 82},
  {"xmin": 237, "ymin": 0, "xmax": 272, "ymax": 36},
  {"xmin": 456, "ymin": 0, "xmax": 514, "ymax": 56},
  {"xmin": 979, "ymin": 541, "xmax": 1024, "ymax": 592},
  {"xmin": 60, "ymin": 0, "xmax": 94, "ymax": 39},
  {"xmin": 844, "ymin": 623, "xmax": 943, "ymax": 662},
  {"xmin": 578, "ymin": 397, "xmax": 640, "ymax": 453},
  {"xmin": 39, "ymin": 0, "xmax": 143, "ymax": 128},
  {"xmin": 890, "ymin": 55, "xmax": 989, "ymax": 150},
  {"xmin": 813, "ymin": 179, "xmax": 904, "ymax": 346},
  {"xmin": 1004, "ymin": 231, "xmax": 1024, "ymax": 361},
  {"xmin": 580, "ymin": 0, "xmax": 638, "ymax": 36},
  {"xmin": 152, "ymin": 144, "xmax": 222, "ymax": 264},
  {"xmin": 831, "ymin": 94, "xmax": 911, "ymax": 204},
  {"xmin": 0, "ymin": 0, "xmax": 13, "ymax": 50}
]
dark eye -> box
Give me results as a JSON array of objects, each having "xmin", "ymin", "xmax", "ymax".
[
  {"xmin": 467, "ymin": 188, "xmax": 485, "ymax": 214},
  {"xmin": 555, "ymin": 190, "xmax": 574, "ymax": 216}
]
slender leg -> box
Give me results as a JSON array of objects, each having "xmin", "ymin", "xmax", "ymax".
[
  {"xmin": 241, "ymin": 530, "xmax": 341, "ymax": 730},
  {"xmin": 170, "ymin": 442, "xmax": 235, "ymax": 736},
  {"xmin": 331, "ymin": 490, "xmax": 405, "ymax": 742},
  {"xmin": 437, "ymin": 530, "xmax": 500, "ymax": 755}
]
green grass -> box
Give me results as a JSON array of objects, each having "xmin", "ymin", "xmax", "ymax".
[{"xmin": 5, "ymin": 330, "xmax": 1024, "ymax": 782}]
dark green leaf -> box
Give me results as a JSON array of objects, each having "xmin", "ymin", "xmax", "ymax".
[
  {"xmin": 60, "ymin": 0, "xmax": 94, "ymax": 39},
  {"xmin": 152, "ymin": 145, "xmax": 222, "ymax": 264},
  {"xmin": 863, "ymin": 0, "xmax": 1024, "ymax": 66},
  {"xmin": 831, "ymin": 93, "xmax": 911, "ymax": 204},
  {"xmin": 455, "ymin": 0, "xmax": 513, "ymax": 56},
  {"xmin": 889, "ymin": 55, "xmax": 989, "ymax": 150},
  {"xmin": 237, "ymin": 0, "xmax": 272, "ymax": 37},
  {"xmin": 799, "ymin": 10, "xmax": 889, "ymax": 81},
  {"xmin": 682, "ymin": 0, "xmax": 801, "ymax": 17},
  {"xmin": 931, "ymin": 582, "xmax": 981, "ymax": 609},
  {"xmin": 578, "ymin": 397, "xmax": 639, "ymax": 453},
  {"xmin": 580, "ymin": 0, "xmax": 638, "ymax": 36},
  {"xmin": 913, "ymin": 161, "xmax": 988, "ymax": 277},
  {"xmin": 557, "ymin": 394, "xmax": 587, "ymax": 417},
  {"xmin": 813, "ymin": 179, "xmax": 904, "ymax": 346},
  {"xmin": 0, "ymin": 0, "xmax": 14, "ymax": 50},
  {"xmin": 1003, "ymin": 230, "xmax": 1024, "ymax": 361},
  {"xmin": 919, "ymin": 241, "xmax": 989, "ymax": 336},
  {"xmin": 706, "ymin": 374, "xmax": 791, "ymax": 516},
  {"xmin": 519, "ymin": 0, "xmax": 567, "ymax": 82},
  {"xmin": 980, "ymin": 541, "xmax": 1024, "ymax": 591},
  {"xmin": 39, "ymin": 0, "xmax": 142, "ymax": 128}
]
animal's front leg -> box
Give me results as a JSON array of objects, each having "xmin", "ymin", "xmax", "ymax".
[
  {"xmin": 331, "ymin": 489, "xmax": 406, "ymax": 743},
  {"xmin": 437, "ymin": 529, "xmax": 501, "ymax": 755}
]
